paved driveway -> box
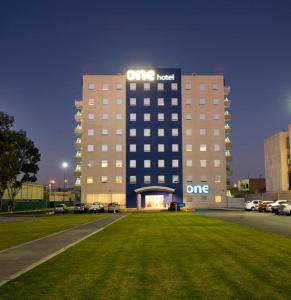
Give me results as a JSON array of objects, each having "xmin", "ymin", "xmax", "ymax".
[{"xmin": 198, "ymin": 210, "xmax": 291, "ymax": 237}]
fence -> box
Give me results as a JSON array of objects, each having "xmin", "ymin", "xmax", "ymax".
[{"xmin": 0, "ymin": 199, "xmax": 48, "ymax": 211}]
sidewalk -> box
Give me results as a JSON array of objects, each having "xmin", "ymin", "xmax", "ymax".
[{"xmin": 0, "ymin": 213, "xmax": 127, "ymax": 287}]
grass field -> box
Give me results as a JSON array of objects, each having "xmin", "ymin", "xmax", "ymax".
[
  {"xmin": 0, "ymin": 214, "xmax": 109, "ymax": 251},
  {"xmin": 1, "ymin": 212, "xmax": 291, "ymax": 299}
]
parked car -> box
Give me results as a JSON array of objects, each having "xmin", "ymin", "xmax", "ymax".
[
  {"xmin": 108, "ymin": 202, "xmax": 120, "ymax": 213},
  {"xmin": 74, "ymin": 203, "xmax": 88, "ymax": 213},
  {"xmin": 266, "ymin": 200, "xmax": 289, "ymax": 212},
  {"xmin": 244, "ymin": 200, "xmax": 262, "ymax": 211},
  {"xmin": 258, "ymin": 201, "xmax": 274, "ymax": 212},
  {"xmin": 168, "ymin": 202, "xmax": 181, "ymax": 211},
  {"xmin": 282, "ymin": 204, "xmax": 291, "ymax": 216},
  {"xmin": 54, "ymin": 203, "xmax": 68, "ymax": 214},
  {"xmin": 273, "ymin": 201, "xmax": 291, "ymax": 215},
  {"xmin": 88, "ymin": 202, "xmax": 104, "ymax": 213}
]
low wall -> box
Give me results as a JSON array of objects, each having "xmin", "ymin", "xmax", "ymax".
[
  {"xmin": 245, "ymin": 192, "xmax": 291, "ymax": 201},
  {"xmin": 227, "ymin": 198, "xmax": 245, "ymax": 208}
]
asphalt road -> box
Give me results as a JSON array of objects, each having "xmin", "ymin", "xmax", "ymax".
[{"xmin": 198, "ymin": 210, "xmax": 291, "ymax": 237}]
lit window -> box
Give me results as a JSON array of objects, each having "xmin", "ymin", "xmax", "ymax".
[
  {"xmin": 199, "ymin": 83, "xmax": 205, "ymax": 91},
  {"xmin": 88, "ymin": 98, "xmax": 95, "ymax": 105},
  {"xmin": 130, "ymin": 98, "xmax": 136, "ymax": 106},
  {"xmin": 214, "ymin": 129, "xmax": 220, "ymax": 136},
  {"xmin": 144, "ymin": 160, "xmax": 151, "ymax": 168},
  {"xmin": 158, "ymin": 113, "xmax": 164, "ymax": 121},
  {"xmin": 144, "ymin": 144, "xmax": 151, "ymax": 152},
  {"xmin": 172, "ymin": 160, "xmax": 179, "ymax": 168},
  {"xmin": 158, "ymin": 128, "xmax": 164, "ymax": 136},
  {"xmin": 130, "ymin": 176, "xmax": 136, "ymax": 184},
  {"xmin": 200, "ymin": 129, "xmax": 206, "ymax": 136},
  {"xmin": 102, "ymin": 83, "xmax": 109, "ymax": 91},
  {"xmin": 116, "ymin": 160, "xmax": 122, "ymax": 168},
  {"xmin": 101, "ymin": 129, "xmax": 109, "ymax": 135},
  {"xmin": 172, "ymin": 113, "xmax": 178, "ymax": 121},
  {"xmin": 158, "ymin": 175, "xmax": 165, "ymax": 184},
  {"xmin": 212, "ymin": 83, "xmax": 219, "ymax": 91},
  {"xmin": 158, "ymin": 144, "xmax": 164, "ymax": 152},
  {"xmin": 144, "ymin": 83, "xmax": 150, "ymax": 91},
  {"xmin": 130, "ymin": 160, "xmax": 136, "ymax": 168},
  {"xmin": 199, "ymin": 98, "xmax": 206, "ymax": 105},
  {"xmin": 87, "ymin": 160, "xmax": 94, "ymax": 168},
  {"xmin": 172, "ymin": 128, "xmax": 178, "ymax": 136},
  {"xmin": 116, "ymin": 176, "xmax": 122, "ymax": 184},
  {"xmin": 215, "ymin": 195, "xmax": 222, "ymax": 203},
  {"xmin": 144, "ymin": 176, "xmax": 151, "ymax": 184},
  {"xmin": 88, "ymin": 114, "xmax": 94, "ymax": 120},
  {"xmin": 186, "ymin": 114, "xmax": 192, "ymax": 120},
  {"xmin": 214, "ymin": 144, "xmax": 220, "ymax": 151},
  {"xmin": 186, "ymin": 160, "xmax": 192, "ymax": 167},
  {"xmin": 213, "ymin": 98, "xmax": 220, "ymax": 105},
  {"xmin": 130, "ymin": 83, "xmax": 136, "ymax": 91},
  {"xmin": 214, "ymin": 160, "xmax": 221, "ymax": 167},
  {"xmin": 185, "ymin": 83, "xmax": 191, "ymax": 90},
  {"xmin": 101, "ymin": 114, "xmax": 108, "ymax": 120},
  {"xmin": 186, "ymin": 144, "xmax": 192, "ymax": 152},
  {"xmin": 171, "ymin": 98, "xmax": 178, "ymax": 106},
  {"xmin": 157, "ymin": 83, "xmax": 164, "ymax": 91},
  {"xmin": 186, "ymin": 98, "xmax": 192, "ymax": 105},
  {"xmin": 130, "ymin": 144, "xmax": 136, "ymax": 152},
  {"xmin": 200, "ymin": 160, "xmax": 207, "ymax": 167},
  {"xmin": 144, "ymin": 113, "xmax": 151, "ymax": 121},
  {"xmin": 101, "ymin": 160, "xmax": 108, "ymax": 168},
  {"xmin": 186, "ymin": 129, "xmax": 192, "ymax": 136},
  {"xmin": 186, "ymin": 176, "xmax": 192, "ymax": 182},
  {"xmin": 214, "ymin": 175, "xmax": 221, "ymax": 183},
  {"xmin": 130, "ymin": 113, "xmax": 136, "ymax": 121},
  {"xmin": 158, "ymin": 160, "xmax": 164, "ymax": 168},
  {"xmin": 116, "ymin": 113, "xmax": 122, "ymax": 120},
  {"xmin": 116, "ymin": 98, "xmax": 122, "ymax": 105},
  {"xmin": 213, "ymin": 114, "xmax": 220, "ymax": 120},
  {"xmin": 130, "ymin": 129, "xmax": 136, "ymax": 137},
  {"xmin": 171, "ymin": 83, "xmax": 178, "ymax": 91},
  {"xmin": 88, "ymin": 145, "xmax": 94, "ymax": 152},
  {"xmin": 87, "ymin": 176, "xmax": 93, "ymax": 184},
  {"xmin": 144, "ymin": 129, "xmax": 151, "ymax": 137},
  {"xmin": 88, "ymin": 129, "xmax": 94, "ymax": 136},
  {"xmin": 200, "ymin": 144, "xmax": 207, "ymax": 152},
  {"xmin": 102, "ymin": 98, "xmax": 109, "ymax": 105},
  {"xmin": 172, "ymin": 175, "xmax": 179, "ymax": 183},
  {"xmin": 116, "ymin": 129, "xmax": 122, "ymax": 135},
  {"xmin": 158, "ymin": 98, "xmax": 164, "ymax": 106},
  {"xmin": 200, "ymin": 114, "xmax": 206, "ymax": 120},
  {"xmin": 201, "ymin": 176, "xmax": 207, "ymax": 182},
  {"xmin": 144, "ymin": 98, "xmax": 150, "ymax": 106},
  {"xmin": 88, "ymin": 83, "xmax": 95, "ymax": 90},
  {"xmin": 116, "ymin": 83, "xmax": 122, "ymax": 90},
  {"xmin": 101, "ymin": 144, "xmax": 108, "ymax": 152},
  {"xmin": 101, "ymin": 176, "xmax": 108, "ymax": 183},
  {"xmin": 172, "ymin": 144, "xmax": 179, "ymax": 152},
  {"xmin": 116, "ymin": 144, "xmax": 122, "ymax": 152}
]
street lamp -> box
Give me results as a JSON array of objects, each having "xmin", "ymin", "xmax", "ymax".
[
  {"xmin": 48, "ymin": 180, "xmax": 56, "ymax": 208},
  {"xmin": 62, "ymin": 162, "xmax": 68, "ymax": 202}
]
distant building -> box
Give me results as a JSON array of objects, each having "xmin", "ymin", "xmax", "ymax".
[
  {"xmin": 237, "ymin": 178, "xmax": 266, "ymax": 193},
  {"xmin": 264, "ymin": 125, "xmax": 291, "ymax": 192}
]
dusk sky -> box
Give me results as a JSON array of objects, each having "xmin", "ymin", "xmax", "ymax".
[{"xmin": 1, "ymin": 0, "xmax": 291, "ymax": 188}]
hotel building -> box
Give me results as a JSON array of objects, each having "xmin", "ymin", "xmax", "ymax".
[{"xmin": 74, "ymin": 68, "xmax": 231, "ymax": 209}]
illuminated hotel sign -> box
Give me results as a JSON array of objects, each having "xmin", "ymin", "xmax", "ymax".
[
  {"xmin": 127, "ymin": 69, "xmax": 175, "ymax": 81},
  {"xmin": 186, "ymin": 185, "xmax": 209, "ymax": 194}
]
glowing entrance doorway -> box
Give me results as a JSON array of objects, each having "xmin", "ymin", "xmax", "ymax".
[{"xmin": 145, "ymin": 195, "xmax": 165, "ymax": 209}]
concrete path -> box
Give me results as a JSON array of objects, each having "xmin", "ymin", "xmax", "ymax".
[{"xmin": 0, "ymin": 213, "xmax": 127, "ymax": 287}]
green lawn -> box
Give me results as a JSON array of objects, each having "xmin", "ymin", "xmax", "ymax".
[
  {"xmin": 0, "ymin": 214, "xmax": 109, "ymax": 251},
  {"xmin": 1, "ymin": 212, "xmax": 291, "ymax": 299}
]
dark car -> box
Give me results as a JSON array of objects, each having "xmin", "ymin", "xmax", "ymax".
[
  {"xmin": 74, "ymin": 203, "xmax": 88, "ymax": 213},
  {"xmin": 168, "ymin": 202, "xmax": 180, "ymax": 211}
]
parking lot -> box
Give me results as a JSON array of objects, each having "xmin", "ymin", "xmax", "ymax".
[{"xmin": 198, "ymin": 210, "xmax": 291, "ymax": 237}]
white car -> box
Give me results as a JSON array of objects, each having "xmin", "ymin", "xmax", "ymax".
[
  {"xmin": 88, "ymin": 202, "xmax": 104, "ymax": 213},
  {"xmin": 282, "ymin": 204, "xmax": 291, "ymax": 215},
  {"xmin": 265, "ymin": 200, "xmax": 289, "ymax": 212},
  {"xmin": 54, "ymin": 203, "xmax": 68, "ymax": 213},
  {"xmin": 244, "ymin": 200, "xmax": 262, "ymax": 211}
]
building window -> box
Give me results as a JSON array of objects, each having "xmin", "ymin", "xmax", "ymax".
[
  {"xmin": 158, "ymin": 113, "xmax": 164, "ymax": 121},
  {"xmin": 116, "ymin": 98, "xmax": 122, "ymax": 105},
  {"xmin": 101, "ymin": 160, "xmax": 108, "ymax": 168},
  {"xmin": 130, "ymin": 144, "xmax": 136, "ymax": 152},
  {"xmin": 172, "ymin": 113, "xmax": 178, "ymax": 121},
  {"xmin": 186, "ymin": 144, "xmax": 192, "ymax": 152},
  {"xmin": 172, "ymin": 175, "xmax": 179, "ymax": 183},
  {"xmin": 130, "ymin": 176, "xmax": 136, "ymax": 184},
  {"xmin": 186, "ymin": 98, "xmax": 192, "ymax": 105},
  {"xmin": 158, "ymin": 175, "xmax": 165, "ymax": 184},
  {"xmin": 171, "ymin": 83, "xmax": 178, "ymax": 91},
  {"xmin": 144, "ymin": 160, "xmax": 151, "ymax": 168},
  {"xmin": 144, "ymin": 176, "xmax": 151, "ymax": 184},
  {"xmin": 158, "ymin": 160, "xmax": 165, "ymax": 168},
  {"xmin": 172, "ymin": 160, "xmax": 179, "ymax": 168},
  {"xmin": 172, "ymin": 128, "xmax": 178, "ymax": 136},
  {"xmin": 214, "ymin": 144, "xmax": 220, "ymax": 151},
  {"xmin": 215, "ymin": 195, "xmax": 222, "ymax": 203},
  {"xmin": 102, "ymin": 98, "xmax": 109, "ymax": 105},
  {"xmin": 88, "ymin": 145, "xmax": 94, "ymax": 152},
  {"xmin": 116, "ymin": 144, "xmax": 122, "ymax": 152},
  {"xmin": 130, "ymin": 98, "xmax": 136, "ymax": 106},
  {"xmin": 172, "ymin": 144, "xmax": 179, "ymax": 152},
  {"xmin": 213, "ymin": 98, "xmax": 220, "ymax": 105},
  {"xmin": 88, "ymin": 114, "xmax": 94, "ymax": 120},
  {"xmin": 214, "ymin": 160, "xmax": 221, "ymax": 167},
  {"xmin": 186, "ymin": 114, "xmax": 192, "ymax": 120},
  {"xmin": 144, "ymin": 144, "xmax": 151, "ymax": 152},
  {"xmin": 214, "ymin": 175, "xmax": 221, "ymax": 183},
  {"xmin": 88, "ymin": 129, "xmax": 94, "ymax": 136},
  {"xmin": 87, "ymin": 160, "xmax": 94, "ymax": 168},
  {"xmin": 102, "ymin": 83, "xmax": 109, "ymax": 91},
  {"xmin": 130, "ymin": 113, "xmax": 136, "ymax": 121},
  {"xmin": 200, "ymin": 160, "xmax": 207, "ymax": 167},
  {"xmin": 101, "ymin": 144, "xmax": 108, "ymax": 152},
  {"xmin": 158, "ymin": 128, "xmax": 164, "ymax": 136},
  {"xmin": 116, "ymin": 113, "xmax": 122, "ymax": 120},
  {"xmin": 144, "ymin": 129, "xmax": 151, "ymax": 137},
  {"xmin": 130, "ymin": 128, "xmax": 136, "ymax": 137},
  {"xmin": 185, "ymin": 83, "xmax": 191, "ymax": 90},
  {"xmin": 186, "ymin": 129, "xmax": 192, "ymax": 136},
  {"xmin": 130, "ymin": 160, "xmax": 136, "ymax": 168},
  {"xmin": 144, "ymin": 113, "xmax": 151, "ymax": 121},
  {"xmin": 158, "ymin": 98, "xmax": 164, "ymax": 106},
  {"xmin": 200, "ymin": 144, "xmax": 207, "ymax": 152},
  {"xmin": 88, "ymin": 98, "xmax": 95, "ymax": 105},
  {"xmin": 101, "ymin": 176, "xmax": 108, "ymax": 183},
  {"xmin": 101, "ymin": 114, "xmax": 108, "ymax": 120},
  {"xmin": 116, "ymin": 160, "xmax": 122, "ymax": 168},
  {"xmin": 201, "ymin": 175, "xmax": 207, "ymax": 182},
  {"xmin": 157, "ymin": 83, "xmax": 164, "ymax": 91},
  {"xmin": 116, "ymin": 129, "xmax": 122, "ymax": 135},
  {"xmin": 214, "ymin": 129, "xmax": 220, "ymax": 136},
  {"xmin": 199, "ymin": 114, "xmax": 206, "ymax": 120},
  {"xmin": 116, "ymin": 176, "xmax": 122, "ymax": 184},
  {"xmin": 88, "ymin": 83, "xmax": 95, "ymax": 90},
  {"xmin": 144, "ymin": 83, "xmax": 150, "ymax": 91},
  {"xmin": 186, "ymin": 160, "xmax": 192, "ymax": 167},
  {"xmin": 199, "ymin": 98, "xmax": 206, "ymax": 105},
  {"xmin": 101, "ymin": 129, "xmax": 109, "ymax": 135},
  {"xmin": 213, "ymin": 114, "xmax": 220, "ymax": 120},
  {"xmin": 144, "ymin": 98, "xmax": 150, "ymax": 106},
  {"xmin": 130, "ymin": 83, "xmax": 136, "ymax": 91},
  {"xmin": 186, "ymin": 176, "xmax": 192, "ymax": 182},
  {"xmin": 116, "ymin": 83, "xmax": 123, "ymax": 90},
  {"xmin": 171, "ymin": 98, "xmax": 178, "ymax": 106},
  {"xmin": 212, "ymin": 83, "xmax": 219, "ymax": 91},
  {"xmin": 200, "ymin": 129, "xmax": 206, "ymax": 136},
  {"xmin": 87, "ymin": 176, "xmax": 93, "ymax": 184},
  {"xmin": 199, "ymin": 83, "xmax": 205, "ymax": 91},
  {"xmin": 158, "ymin": 144, "xmax": 164, "ymax": 152}
]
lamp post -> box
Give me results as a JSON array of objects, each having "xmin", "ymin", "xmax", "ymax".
[
  {"xmin": 49, "ymin": 180, "xmax": 55, "ymax": 208},
  {"xmin": 62, "ymin": 162, "xmax": 68, "ymax": 203}
]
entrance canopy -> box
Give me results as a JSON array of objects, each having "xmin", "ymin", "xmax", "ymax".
[{"xmin": 134, "ymin": 186, "xmax": 175, "ymax": 194}]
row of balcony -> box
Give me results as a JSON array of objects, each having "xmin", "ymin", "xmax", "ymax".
[
  {"xmin": 224, "ymin": 97, "xmax": 231, "ymax": 109},
  {"xmin": 75, "ymin": 100, "xmax": 83, "ymax": 109}
]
